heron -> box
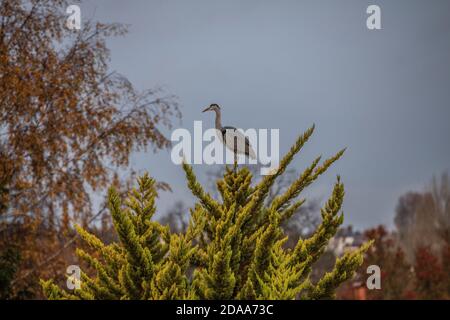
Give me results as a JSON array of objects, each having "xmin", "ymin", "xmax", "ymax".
[{"xmin": 202, "ymin": 103, "xmax": 256, "ymax": 164}]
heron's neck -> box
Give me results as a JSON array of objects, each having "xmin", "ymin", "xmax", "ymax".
[{"xmin": 214, "ymin": 110, "xmax": 222, "ymax": 130}]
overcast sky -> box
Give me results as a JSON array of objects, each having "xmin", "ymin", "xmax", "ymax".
[{"xmin": 82, "ymin": 0, "xmax": 450, "ymax": 230}]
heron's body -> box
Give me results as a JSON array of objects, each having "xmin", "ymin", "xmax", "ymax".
[{"xmin": 202, "ymin": 104, "xmax": 256, "ymax": 160}]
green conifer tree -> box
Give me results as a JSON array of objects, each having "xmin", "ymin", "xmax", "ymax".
[{"xmin": 41, "ymin": 126, "xmax": 372, "ymax": 300}]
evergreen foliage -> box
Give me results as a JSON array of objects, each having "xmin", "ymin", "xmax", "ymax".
[{"xmin": 41, "ymin": 126, "xmax": 371, "ymax": 300}]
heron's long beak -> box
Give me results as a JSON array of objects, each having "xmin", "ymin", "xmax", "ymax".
[{"xmin": 202, "ymin": 106, "xmax": 210, "ymax": 113}]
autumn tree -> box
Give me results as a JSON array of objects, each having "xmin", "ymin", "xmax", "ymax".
[
  {"xmin": 42, "ymin": 126, "xmax": 372, "ymax": 300},
  {"xmin": 442, "ymin": 244, "xmax": 450, "ymax": 296},
  {"xmin": 361, "ymin": 226, "xmax": 413, "ymax": 299},
  {"xmin": 0, "ymin": 0, "xmax": 179, "ymax": 297},
  {"xmin": 414, "ymin": 246, "xmax": 447, "ymax": 299},
  {"xmin": 394, "ymin": 173, "xmax": 450, "ymax": 262},
  {"xmin": 340, "ymin": 171, "xmax": 450, "ymax": 300}
]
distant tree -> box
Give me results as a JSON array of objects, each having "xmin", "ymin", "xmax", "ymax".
[
  {"xmin": 414, "ymin": 246, "xmax": 447, "ymax": 299},
  {"xmin": 159, "ymin": 201, "xmax": 189, "ymax": 234},
  {"xmin": 442, "ymin": 244, "xmax": 450, "ymax": 296},
  {"xmin": 339, "ymin": 172, "xmax": 450, "ymax": 300},
  {"xmin": 430, "ymin": 173, "xmax": 450, "ymax": 246},
  {"xmin": 338, "ymin": 226, "xmax": 413, "ymax": 300},
  {"xmin": 363, "ymin": 226, "xmax": 413, "ymax": 299},
  {"xmin": 394, "ymin": 173, "xmax": 450, "ymax": 262},
  {"xmin": 394, "ymin": 192, "xmax": 425, "ymax": 261}
]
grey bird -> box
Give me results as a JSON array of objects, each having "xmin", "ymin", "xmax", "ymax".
[{"xmin": 202, "ymin": 103, "xmax": 256, "ymax": 160}]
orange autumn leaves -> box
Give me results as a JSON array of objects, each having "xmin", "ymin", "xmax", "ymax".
[
  {"xmin": 1, "ymin": 0, "xmax": 179, "ymax": 220},
  {"xmin": 0, "ymin": 0, "xmax": 179, "ymax": 297}
]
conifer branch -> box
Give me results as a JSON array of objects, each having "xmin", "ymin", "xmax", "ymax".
[
  {"xmin": 182, "ymin": 162, "xmax": 223, "ymax": 218},
  {"xmin": 307, "ymin": 241, "xmax": 373, "ymax": 299}
]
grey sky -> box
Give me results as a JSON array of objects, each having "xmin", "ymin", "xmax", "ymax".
[{"xmin": 82, "ymin": 0, "xmax": 450, "ymax": 230}]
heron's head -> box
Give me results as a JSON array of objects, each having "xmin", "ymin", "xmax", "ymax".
[{"xmin": 202, "ymin": 103, "xmax": 220, "ymax": 113}]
